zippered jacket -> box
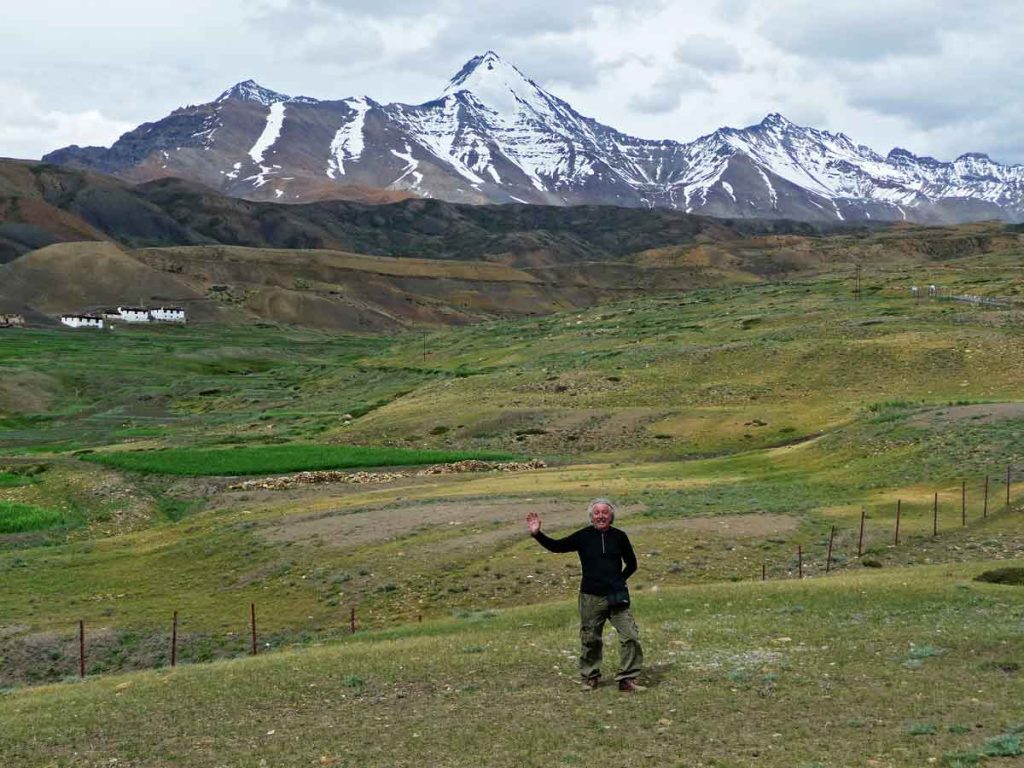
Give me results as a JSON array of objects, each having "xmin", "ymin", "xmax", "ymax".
[{"xmin": 532, "ymin": 526, "xmax": 638, "ymax": 596}]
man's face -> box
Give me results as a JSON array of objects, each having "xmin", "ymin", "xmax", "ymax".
[{"xmin": 591, "ymin": 503, "xmax": 612, "ymax": 531}]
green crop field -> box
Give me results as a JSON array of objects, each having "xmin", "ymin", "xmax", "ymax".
[
  {"xmin": 83, "ymin": 444, "xmax": 518, "ymax": 476},
  {"xmin": 0, "ymin": 501, "xmax": 63, "ymax": 533},
  {"xmin": 1, "ymin": 244, "xmax": 1023, "ymax": 766}
]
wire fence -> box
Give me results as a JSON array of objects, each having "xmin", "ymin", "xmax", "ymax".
[{"xmin": 20, "ymin": 466, "xmax": 1024, "ymax": 684}]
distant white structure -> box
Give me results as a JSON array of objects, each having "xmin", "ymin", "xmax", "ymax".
[
  {"xmin": 149, "ymin": 306, "xmax": 187, "ymax": 323},
  {"xmin": 928, "ymin": 284, "xmax": 937, "ymax": 297},
  {"xmin": 62, "ymin": 306, "xmax": 188, "ymax": 328},
  {"xmin": 60, "ymin": 314, "xmax": 104, "ymax": 329},
  {"xmin": 117, "ymin": 307, "xmax": 152, "ymax": 323}
]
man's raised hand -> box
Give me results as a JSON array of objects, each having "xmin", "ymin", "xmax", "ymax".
[{"xmin": 526, "ymin": 511, "xmax": 542, "ymax": 536}]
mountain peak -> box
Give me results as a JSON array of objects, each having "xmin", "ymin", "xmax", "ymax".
[
  {"xmin": 759, "ymin": 112, "xmax": 793, "ymax": 129},
  {"xmin": 217, "ymin": 80, "xmax": 289, "ymax": 106},
  {"xmin": 445, "ymin": 51, "xmax": 509, "ymax": 88},
  {"xmin": 441, "ymin": 51, "xmax": 550, "ymax": 115},
  {"xmin": 956, "ymin": 152, "xmax": 992, "ymax": 162}
]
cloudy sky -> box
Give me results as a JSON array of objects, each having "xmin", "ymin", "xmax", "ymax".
[{"xmin": 3, "ymin": 0, "xmax": 1023, "ymax": 164}]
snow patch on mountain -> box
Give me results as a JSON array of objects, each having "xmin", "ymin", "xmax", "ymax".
[
  {"xmin": 249, "ymin": 102, "xmax": 286, "ymax": 164},
  {"xmin": 389, "ymin": 144, "xmax": 423, "ymax": 189},
  {"xmin": 327, "ymin": 97, "xmax": 371, "ymax": 178}
]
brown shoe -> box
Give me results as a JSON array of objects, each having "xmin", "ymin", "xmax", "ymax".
[
  {"xmin": 618, "ymin": 678, "xmax": 638, "ymax": 693},
  {"xmin": 581, "ymin": 676, "xmax": 600, "ymax": 690}
]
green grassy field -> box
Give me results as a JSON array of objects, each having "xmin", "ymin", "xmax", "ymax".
[
  {"xmin": 1, "ymin": 245, "xmax": 1023, "ymax": 765},
  {"xmin": 0, "ymin": 563, "xmax": 1021, "ymax": 767}
]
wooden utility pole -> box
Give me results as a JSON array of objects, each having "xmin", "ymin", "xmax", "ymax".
[
  {"xmin": 894, "ymin": 499, "xmax": 902, "ymax": 545},
  {"xmin": 858, "ymin": 508, "xmax": 866, "ymax": 556},
  {"xmin": 250, "ymin": 603, "xmax": 257, "ymax": 655}
]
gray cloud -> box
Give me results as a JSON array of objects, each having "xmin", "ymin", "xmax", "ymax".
[
  {"xmin": 759, "ymin": 0, "xmax": 1015, "ymax": 63},
  {"xmin": 3, "ymin": 0, "xmax": 1024, "ymax": 164},
  {"xmin": 629, "ymin": 67, "xmax": 711, "ymax": 114},
  {"xmin": 674, "ymin": 34, "xmax": 742, "ymax": 73}
]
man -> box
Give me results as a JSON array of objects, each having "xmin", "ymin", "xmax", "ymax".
[{"xmin": 526, "ymin": 498, "xmax": 643, "ymax": 692}]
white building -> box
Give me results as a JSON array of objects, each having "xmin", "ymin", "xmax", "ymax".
[
  {"xmin": 117, "ymin": 307, "xmax": 151, "ymax": 323},
  {"xmin": 60, "ymin": 314, "xmax": 104, "ymax": 329},
  {"xmin": 150, "ymin": 307, "xmax": 187, "ymax": 323}
]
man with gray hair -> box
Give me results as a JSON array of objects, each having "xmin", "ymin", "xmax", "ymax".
[{"xmin": 526, "ymin": 498, "xmax": 643, "ymax": 691}]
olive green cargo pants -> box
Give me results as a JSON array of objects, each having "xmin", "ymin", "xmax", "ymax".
[{"xmin": 578, "ymin": 591, "xmax": 643, "ymax": 681}]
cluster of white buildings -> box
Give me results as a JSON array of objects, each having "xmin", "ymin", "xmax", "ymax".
[{"xmin": 60, "ymin": 306, "xmax": 187, "ymax": 330}]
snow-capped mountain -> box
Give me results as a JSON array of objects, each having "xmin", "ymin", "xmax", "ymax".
[{"xmin": 43, "ymin": 52, "xmax": 1024, "ymax": 223}]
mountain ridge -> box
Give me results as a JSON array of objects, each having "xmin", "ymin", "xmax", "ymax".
[{"xmin": 42, "ymin": 52, "xmax": 1024, "ymax": 224}]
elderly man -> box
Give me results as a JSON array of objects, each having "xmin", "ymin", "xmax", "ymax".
[{"xmin": 526, "ymin": 498, "xmax": 643, "ymax": 692}]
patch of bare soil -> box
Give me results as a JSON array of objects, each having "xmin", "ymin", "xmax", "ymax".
[
  {"xmin": 0, "ymin": 369, "xmax": 58, "ymax": 414},
  {"xmin": 908, "ymin": 402, "xmax": 1024, "ymax": 428},
  {"xmin": 642, "ymin": 513, "xmax": 801, "ymax": 538},
  {"xmin": 262, "ymin": 498, "xmax": 645, "ymax": 550}
]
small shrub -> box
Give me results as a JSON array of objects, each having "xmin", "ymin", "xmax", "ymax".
[
  {"xmin": 982, "ymin": 734, "xmax": 1022, "ymax": 757},
  {"xmin": 907, "ymin": 723, "xmax": 938, "ymax": 735},
  {"xmin": 974, "ymin": 567, "xmax": 1024, "ymax": 586},
  {"xmin": 942, "ymin": 751, "xmax": 982, "ymax": 767},
  {"xmin": 341, "ymin": 674, "xmax": 364, "ymax": 688},
  {"xmin": 908, "ymin": 645, "xmax": 940, "ymax": 660}
]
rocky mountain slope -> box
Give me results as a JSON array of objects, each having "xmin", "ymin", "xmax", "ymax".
[
  {"xmin": 0, "ymin": 158, "xmax": 826, "ymax": 265},
  {"xmin": 44, "ymin": 53, "xmax": 1024, "ymax": 224}
]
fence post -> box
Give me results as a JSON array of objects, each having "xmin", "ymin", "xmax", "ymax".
[
  {"xmin": 1008, "ymin": 465, "xmax": 1012, "ymax": 506},
  {"xmin": 762, "ymin": 562, "xmax": 766, "ymax": 581},
  {"xmin": 858, "ymin": 508, "xmax": 866, "ymax": 556},
  {"xmin": 962, "ymin": 480, "xmax": 966, "ymax": 526},
  {"xmin": 894, "ymin": 499, "xmax": 902, "ymax": 545},
  {"xmin": 932, "ymin": 492, "xmax": 938, "ymax": 537},
  {"xmin": 350, "ymin": 606, "xmax": 356, "ymax": 634},
  {"xmin": 984, "ymin": 475, "xmax": 989, "ymax": 518},
  {"xmin": 79, "ymin": 620, "xmax": 86, "ymax": 678},
  {"xmin": 171, "ymin": 610, "xmax": 178, "ymax": 668},
  {"xmin": 798, "ymin": 545, "xmax": 803, "ymax": 579},
  {"xmin": 250, "ymin": 603, "xmax": 257, "ymax": 655},
  {"xmin": 826, "ymin": 526, "xmax": 836, "ymax": 573}
]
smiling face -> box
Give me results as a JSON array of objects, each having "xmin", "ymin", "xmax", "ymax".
[{"xmin": 590, "ymin": 502, "xmax": 613, "ymax": 531}]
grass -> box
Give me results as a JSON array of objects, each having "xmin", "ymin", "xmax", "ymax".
[
  {"xmin": 0, "ymin": 564, "xmax": 1021, "ymax": 767},
  {"xmin": 1, "ymin": 246, "xmax": 1024, "ymax": 763},
  {"xmin": 81, "ymin": 444, "xmax": 518, "ymax": 476},
  {"xmin": 0, "ymin": 472, "xmax": 28, "ymax": 487},
  {"xmin": 0, "ymin": 501, "xmax": 63, "ymax": 533}
]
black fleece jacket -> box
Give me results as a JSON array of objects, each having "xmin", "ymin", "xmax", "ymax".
[{"xmin": 532, "ymin": 526, "xmax": 638, "ymax": 596}]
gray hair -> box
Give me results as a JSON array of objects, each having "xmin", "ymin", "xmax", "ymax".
[{"xmin": 587, "ymin": 497, "xmax": 616, "ymax": 524}]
